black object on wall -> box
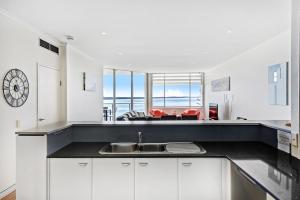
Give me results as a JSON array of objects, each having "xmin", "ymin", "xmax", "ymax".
[{"xmin": 39, "ymin": 39, "xmax": 59, "ymax": 54}]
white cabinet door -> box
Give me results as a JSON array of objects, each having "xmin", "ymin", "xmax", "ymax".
[
  {"xmin": 178, "ymin": 158, "xmax": 222, "ymax": 200},
  {"xmin": 92, "ymin": 158, "xmax": 134, "ymax": 200},
  {"xmin": 135, "ymin": 158, "xmax": 178, "ymax": 200},
  {"xmin": 49, "ymin": 158, "xmax": 91, "ymax": 200}
]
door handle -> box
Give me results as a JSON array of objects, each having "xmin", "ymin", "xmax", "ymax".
[
  {"xmin": 139, "ymin": 162, "xmax": 149, "ymax": 167},
  {"xmin": 38, "ymin": 118, "xmax": 45, "ymax": 121}
]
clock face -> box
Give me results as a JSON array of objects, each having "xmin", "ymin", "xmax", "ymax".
[{"xmin": 2, "ymin": 69, "xmax": 29, "ymax": 107}]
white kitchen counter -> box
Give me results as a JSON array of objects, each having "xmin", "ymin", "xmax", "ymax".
[{"xmin": 16, "ymin": 120, "xmax": 291, "ymax": 135}]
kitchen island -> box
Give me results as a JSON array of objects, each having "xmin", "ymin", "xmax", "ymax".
[{"xmin": 16, "ymin": 120, "xmax": 298, "ymax": 200}]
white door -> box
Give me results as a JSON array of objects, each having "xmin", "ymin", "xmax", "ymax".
[
  {"xmin": 49, "ymin": 158, "xmax": 92, "ymax": 200},
  {"xmin": 38, "ymin": 65, "xmax": 60, "ymax": 126},
  {"xmin": 178, "ymin": 158, "xmax": 222, "ymax": 200},
  {"xmin": 135, "ymin": 158, "xmax": 178, "ymax": 200},
  {"xmin": 92, "ymin": 158, "xmax": 134, "ymax": 200}
]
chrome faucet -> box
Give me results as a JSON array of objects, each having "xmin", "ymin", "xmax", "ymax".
[{"xmin": 138, "ymin": 131, "xmax": 143, "ymax": 144}]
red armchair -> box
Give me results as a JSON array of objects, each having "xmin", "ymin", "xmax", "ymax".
[
  {"xmin": 150, "ymin": 109, "xmax": 166, "ymax": 118},
  {"xmin": 181, "ymin": 109, "xmax": 200, "ymax": 120}
]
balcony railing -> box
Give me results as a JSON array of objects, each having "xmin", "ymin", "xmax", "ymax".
[{"xmin": 103, "ymin": 101, "xmax": 145, "ymax": 121}]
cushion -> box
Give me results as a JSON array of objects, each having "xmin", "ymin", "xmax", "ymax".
[
  {"xmin": 126, "ymin": 112, "xmax": 134, "ymax": 117},
  {"xmin": 130, "ymin": 110, "xmax": 138, "ymax": 117},
  {"xmin": 137, "ymin": 112, "xmax": 146, "ymax": 117}
]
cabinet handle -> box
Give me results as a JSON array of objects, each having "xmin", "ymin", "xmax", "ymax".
[
  {"xmin": 121, "ymin": 162, "xmax": 131, "ymax": 166},
  {"xmin": 78, "ymin": 162, "xmax": 88, "ymax": 167},
  {"xmin": 139, "ymin": 162, "xmax": 149, "ymax": 166},
  {"xmin": 182, "ymin": 162, "xmax": 192, "ymax": 166}
]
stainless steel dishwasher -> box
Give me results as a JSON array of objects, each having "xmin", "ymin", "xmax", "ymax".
[{"xmin": 231, "ymin": 164, "xmax": 267, "ymax": 200}]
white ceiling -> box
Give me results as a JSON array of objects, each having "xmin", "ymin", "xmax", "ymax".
[{"xmin": 0, "ymin": 0, "xmax": 291, "ymax": 72}]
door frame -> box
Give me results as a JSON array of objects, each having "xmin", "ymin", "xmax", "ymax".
[
  {"xmin": 291, "ymin": 7, "xmax": 300, "ymax": 158},
  {"xmin": 37, "ymin": 63, "xmax": 60, "ymax": 126}
]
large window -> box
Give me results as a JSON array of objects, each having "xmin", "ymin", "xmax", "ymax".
[
  {"xmin": 103, "ymin": 69, "xmax": 146, "ymax": 121},
  {"xmin": 115, "ymin": 70, "xmax": 132, "ymax": 117},
  {"xmin": 103, "ymin": 69, "xmax": 114, "ymax": 121},
  {"xmin": 133, "ymin": 72, "xmax": 146, "ymax": 112},
  {"xmin": 151, "ymin": 73, "xmax": 204, "ymax": 107}
]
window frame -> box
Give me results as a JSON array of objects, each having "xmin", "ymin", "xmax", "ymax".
[
  {"xmin": 103, "ymin": 68, "xmax": 147, "ymax": 121},
  {"xmin": 150, "ymin": 72, "xmax": 205, "ymax": 108}
]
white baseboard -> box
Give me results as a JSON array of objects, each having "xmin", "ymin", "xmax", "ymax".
[{"xmin": 0, "ymin": 184, "xmax": 15, "ymax": 198}]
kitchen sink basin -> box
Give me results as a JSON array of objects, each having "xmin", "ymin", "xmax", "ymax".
[
  {"xmin": 99, "ymin": 142, "xmax": 206, "ymax": 155},
  {"xmin": 111, "ymin": 143, "xmax": 138, "ymax": 153},
  {"xmin": 138, "ymin": 143, "xmax": 167, "ymax": 152}
]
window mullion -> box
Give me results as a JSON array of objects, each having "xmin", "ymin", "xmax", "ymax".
[
  {"xmin": 189, "ymin": 73, "xmax": 191, "ymax": 107},
  {"xmin": 164, "ymin": 73, "xmax": 166, "ymax": 107},
  {"xmin": 130, "ymin": 71, "xmax": 133, "ymax": 111},
  {"xmin": 113, "ymin": 69, "xmax": 116, "ymax": 120}
]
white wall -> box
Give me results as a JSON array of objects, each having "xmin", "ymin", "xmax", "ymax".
[
  {"xmin": 66, "ymin": 45, "xmax": 103, "ymax": 121},
  {"xmin": 0, "ymin": 12, "xmax": 104, "ymax": 195},
  {"xmin": 0, "ymin": 11, "xmax": 62, "ymax": 196},
  {"xmin": 291, "ymin": 0, "xmax": 300, "ymax": 158},
  {"xmin": 205, "ymin": 31, "xmax": 291, "ymax": 120}
]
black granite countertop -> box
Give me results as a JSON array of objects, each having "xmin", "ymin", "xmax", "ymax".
[{"xmin": 48, "ymin": 142, "xmax": 300, "ymax": 200}]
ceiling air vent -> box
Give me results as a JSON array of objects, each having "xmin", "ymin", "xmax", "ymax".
[{"xmin": 39, "ymin": 39, "xmax": 59, "ymax": 54}]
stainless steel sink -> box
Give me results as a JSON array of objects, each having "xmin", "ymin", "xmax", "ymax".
[
  {"xmin": 111, "ymin": 143, "xmax": 138, "ymax": 153},
  {"xmin": 138, "ymin": 143, "xmax": 167, "ymax": 152},
  {"xmin": 99, "ymin": 142, "xmax": 206, "ymax": 155}
]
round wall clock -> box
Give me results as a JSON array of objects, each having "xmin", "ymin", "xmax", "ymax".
[{"xmin": 2, "ymin": 68, "xmax": 29, "ymax": 107}]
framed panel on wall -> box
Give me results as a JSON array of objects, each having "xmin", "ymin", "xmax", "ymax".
[{"xmin": 268, "ymin": 62, "xmax": 288, "ymax": 105}]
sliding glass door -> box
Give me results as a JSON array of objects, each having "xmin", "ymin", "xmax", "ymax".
[
  {"xmin": 115, "ymin": 70, "xmax": 132, "ymax": 118},
  {"xmin": 133, "ymin": 72, "xmax": 146, "ymax": 112},
  {"xmin": 103, "ymin": 69, "xmax": 146, "ymax": 121},
  {"xmin": 103, "ymin": 69, "xmax": 114, "ymax": 121}
]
